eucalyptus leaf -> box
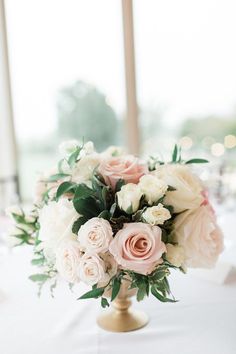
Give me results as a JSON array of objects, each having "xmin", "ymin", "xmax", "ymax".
[
  {"xmin": 101, "ymin": 297, "xmax": 110, "ymax": 308},
  {"xmin": 47, "ymin": 173, "xmax": 70, "ymax": 182},
  {"xmin": 29, "ymin": 274, "xmax": 50, "ymax": 283},
  {"xmin": 151, "ymin": 285, "xmax": 176, "ymax": 303},
  {"xmin": 136, "ymin": 283, "xmax": 147, "ymax": 302},
  {"xmin": 185, "ymin": 158, "xmax": 209, "ymax": 164},
  {"xmin": 31, "ymin": 258, "xmax": 45, "ymax": 266}
]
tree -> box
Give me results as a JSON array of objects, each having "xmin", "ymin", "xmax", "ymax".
[{"xmin": 57, "ymin": 81, "xmax": 119, "ymax": 150}]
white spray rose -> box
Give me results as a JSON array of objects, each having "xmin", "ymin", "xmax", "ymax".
[
  {"xmin": 139, "ymin": 175, "xmax": 168, "ymax": 205},
  {"xmin": 38, "ymin": 199, "xmax": 79, "ymax": 261},
  {"xmin": 55, "ymin": 240, "xmax": 82, "ymax": 283},
  {"xmin": 72, "ymin": 154, "xmax": 100, "ymax": 185},
  {"xmin": 166, "ymin": 244, "xmax": 185, "ymax": 267},
  {"xmin": 77, "ymin": 217, "xmax": 113, "ymax": 253},
  {"xmin": 117, "ymin": 183, "xmax": 143, "ymax": 213},
  {"xmin": 79, "ymin": 141, "xmax": 95, "ymax": 157},
  {"xmin": 174, "ymin": 205, "xmax": 224, "ymax": 268},
  {"xmin": 142, "ymin": 204, "xmax": 171, "ymax": 225},
  {"xmin": 154, "ymin": 164, "xmax": 204, "ymax": 213},
  {"xmin": 78, "ymin": 253, "xmax": 108, "ymax": 286}
]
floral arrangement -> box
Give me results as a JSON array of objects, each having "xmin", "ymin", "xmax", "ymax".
[{"xmin": 7, "ymin": 141, "xmax": 223, "ymax": 306}]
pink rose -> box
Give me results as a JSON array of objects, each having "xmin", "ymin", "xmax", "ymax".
[
  {"xmin": 201, "ymin": 190, "xmax": 215, "ymax": 214},
  {"xmin": 174, "ymin": 205, "xmax": 224, "ymax": 268},
  {"xmin": 98, "ymin": 155, "xmax": 147, "ymax": 189},
  {"xmin": 109, "ymin": 222, "xmax": 166, "ymax": 275}
]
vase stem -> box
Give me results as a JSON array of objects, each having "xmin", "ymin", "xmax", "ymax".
[{"xmin": 97, "ymin": 281, "xmax": 148, "ymax": 332}]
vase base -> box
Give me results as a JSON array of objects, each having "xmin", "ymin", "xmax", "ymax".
[{"xmin": 97, "ymin": 308, "xmax": 149, "ymax": 332}]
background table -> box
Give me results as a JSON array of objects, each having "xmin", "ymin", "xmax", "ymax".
[{"xmin": 0, "ymin": 246, "xmax": 235, "ymax": 354}]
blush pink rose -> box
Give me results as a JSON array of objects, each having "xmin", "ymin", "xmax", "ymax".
[
  {"xmin": 174, "ymin": 205, "xmax": 224, "ymax": 268},
  {"xmin": 201, "ymin": 190, "xmax": 215, "ymax": 214},
  {"xmin": 98, "ymin": 155, "xmax": 147, "ymax": 189},
  {"xmin": 109, "ymin": 222, "xmax": 166, "ymax": 275}
]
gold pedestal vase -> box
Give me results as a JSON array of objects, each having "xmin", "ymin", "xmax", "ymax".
[{"xmin": 97, "ymin": 280, "xmax": 149, "ymax": 332}]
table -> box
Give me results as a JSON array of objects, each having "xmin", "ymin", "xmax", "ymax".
[{"xmin": 0, "ymin": 247, "xmax": 235, "ymax": 354}]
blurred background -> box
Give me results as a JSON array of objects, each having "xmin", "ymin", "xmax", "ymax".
[
  {"xmin": 0, "ymin": 3, "xmax": 236, "ymax": 352},
  {"xmin": 1, "ymin": 0, "xmax": 236, "ymax": 210}
]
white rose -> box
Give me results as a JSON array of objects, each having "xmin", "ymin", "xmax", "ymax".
[
  {"xmin": 154, "ymin": 164, "xmax": 204, "ymax": 213},
  {"xmin": 77, "ymin": 217, "xmax": 113, "ymax": 253},
  {"xmin": 78, "ymin": 253, "xmax": 108, "ymax": 286},
  {"xmin": 72, "ymin": 154, "xmax": 100, "ymax": 185},
  {"xmin": 55, "ymin": 240, "xmax": 81, "ymax": 284},
  {"xmin": 142, "ymin": 204, "xmax": 171, "ymax": 225},
  {"xmin": 166, "ymin": 243, "xmax": 185, "ymax": 267},
  {"xmin": 174, "ymin": 205, "xmax": 224, "ymax": 268},
  {"xmin": 139, "ymin": 175, "xmax": 168, "ymax": 205},
  {"xmin": 79, "ymin": 141, "xmax": 95, "ymax": 157},
  {"xmin": 117, "ymin": 183, "xmax": 142, "ymax": 213},
  {"xmin": 38, "ymin": 199, "xmax": 79, "ymax": 261},
  {"xmin": 102, "ymin": 145, "xmax": 125, "ymax": 157}
]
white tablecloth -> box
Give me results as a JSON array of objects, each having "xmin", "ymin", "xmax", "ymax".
[{"xmin": 0, "ymin": 248, "xmax": 235, "ymax": 354}]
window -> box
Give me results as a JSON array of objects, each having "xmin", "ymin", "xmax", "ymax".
[
  {"xmin": 1, "ymin": 0, "xmax": 236, "ymax": 207},
  {"xmin": 134, "ymin": 0, "xmax": 236, "ymax": 162},
  {"xmin": 5, "ymin": 0, "xmax": 125, "ymax": 200}
]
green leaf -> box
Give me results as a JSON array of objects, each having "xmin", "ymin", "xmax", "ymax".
[
  {"xmin": 151, "ymin": 285, "xmax": 176, "ymax": 303},
  {"xmin": 101, "ymin": 297, "xmax": 110, "ymax": 308},
  {"xmin": 50, "ymin": 279, "xmax": 57, "ymax": 298},
  {"xmin": 56, "ymin": 181, "xmax": 76, "ymax": 200},
  {"xmin": 58, "ymin": 158, "xmax": 66, "ymax": 173},
  {"xmin": 68, "ymin": 146, "xmax": 83, "ymax": 167},
  {"xmin": 109, "ymin": 203, "xmax": 117, "ymax": 217},
  {"xmin": 72, "ymin": 216, "xmax": 88, "ymax": 234},
  {"xmin": 98, "ymin": 210, "xmax": 110, "ymax": 220},
  {"xmin": 31, "ymin": 258, "xmax": 45, "ymax": 266},
  {"xmin": 125, "ymin": 205, "xmax": 133, "ymax": 215},
  {"xmin": 163, "ymin": 277, "xmax": 171, "ymax": 295},
  {"xmin": 185, "ymin": 158, "xmax": 209, "ymax": 164},
  {"xmin": 78, "ymin": 287, "xmax": 104, "ymax": 300},
  {"xmin": 111, "ymin": 278, "xmax": 121, "ymax": 301},
  {"xmin": 167, "ymin": 185, "xmax": 176, "ymax": 191},
  {"xmin": 172, "ymin": 144, "xmax": 178, "ymax": 162},
  {"xmin": 115, "ymin": 179, "xmax": 125, "ymax": 192},
  {"xmin": 136, "ymin": 283, "xmax": 147, "ymax": 302},
  {"xmin": 29, "ymin": 274, "xmax": 50, "ymax": 282},
  {"xmin": 74, "ymin": 184, "xmax": 95, "ymax": 200},
  {"xmin": 151, "ymin": 269, "xmax": 169, "ymax": 281},
  {"xmin": 73, "ymin": 197, "xmax": 100, "ymax": 217},
  {"xmin": 47, "ymin": 173, "xmax": 70, "ymax": 182}
]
